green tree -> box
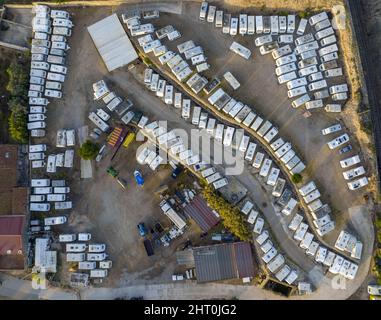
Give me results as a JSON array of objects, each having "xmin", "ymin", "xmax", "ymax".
[
  {"xmin": 8, "ymin": 104, "xmax": 28, "ymax": 143},
  {"xmin": 6, "ymin": 62, "xmax": 29, "ymax": 100},
  {"xmin": 292, "ymin": 173, "xmax": 303, "ymax": 184},
  {"xmin": 79, "ymin": 140, "xmax": 99, "ymax": 160},
  {"xmin": 201, "ymin": 185, "xmax": 252, "ymax": 241}
]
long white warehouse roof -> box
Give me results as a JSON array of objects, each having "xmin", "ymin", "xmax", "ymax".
[{"xmin": 87, "ymin": 14, "xmax": 138, "ymax": 72}]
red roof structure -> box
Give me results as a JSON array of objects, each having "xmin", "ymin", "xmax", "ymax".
[{"xmin": 0, "ymin": 215, "xmax": 25, "ymax": 255}]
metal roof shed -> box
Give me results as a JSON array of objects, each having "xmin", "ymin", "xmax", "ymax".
[{"xmin": 87, "ymin": 14, "xmax": 138, "ymax": 72}]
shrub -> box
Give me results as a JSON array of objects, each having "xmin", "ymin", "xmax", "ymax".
[
  {"xmin": 8, "ymin": 104, "xmax": 28, "ymax": 144},
  {"xmin": 201, "ymin": 185, "xmax": 252, "ymax": 241},
  {"xmin": 6, "ymin": 62, "xmax": 29, "ymax": 100},
  {"xmin": 292, "ymin": 173, "xmax": 303, "ymax": 184},
  {"xmin": 79, "ymin": 140, "xmax": 99, "ymax": 160}
]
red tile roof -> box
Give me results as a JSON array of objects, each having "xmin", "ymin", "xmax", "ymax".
[
  {"xmin": 0, "ymin": 215, "xmax": 25, "ymax": 255},
  {"xmin": 183, "ymin": 195, "xmax": 220, "ymax": 232}
]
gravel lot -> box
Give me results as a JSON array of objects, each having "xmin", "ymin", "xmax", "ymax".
[{"xmin": 19, "ymin": 0, "xmax": 372, "ymax": 289}]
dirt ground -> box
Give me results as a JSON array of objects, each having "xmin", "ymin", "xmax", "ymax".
[{"xmin": 16, "ymin": 0, "xmax": 374, "ymax": 290}]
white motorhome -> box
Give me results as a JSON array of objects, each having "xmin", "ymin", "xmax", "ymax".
[
  {"xmin": 309, "ymin": 12, "xmax": 329, "ymax": 26},
  {"xmin": 296, "ymin": 18, "xmax": 308, "ymax": 35},
  {"xmin": 239, "ymin": 14, "xmax": 248, "ymax": 35},
  {"xmin": 199, "ymin": 1, "xmax": 208, "ymax": 20}
]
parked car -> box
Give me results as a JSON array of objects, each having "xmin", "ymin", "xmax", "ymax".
[
  {"xmin": 137, "ymin": 223, "xmax": 147, "ymax": 237},
  {"xmin": 339, "ymin": 144, "xmax": 353, "ymax": 154}
]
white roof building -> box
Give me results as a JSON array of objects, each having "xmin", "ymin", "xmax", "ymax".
[{"xmin": 87, "ymin": 14, "xmax": 138, "ymax": 72}]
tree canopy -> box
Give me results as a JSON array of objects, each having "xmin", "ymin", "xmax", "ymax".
[
  {"xmin": 79, "ymin": 140, "xmax": 100, "ymax": 160},
  {"xmin": 202, "ymin": 185, "xmax": 252, "ymax": 242}
]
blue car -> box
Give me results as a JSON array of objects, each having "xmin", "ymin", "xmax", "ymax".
[
  {"xmin": 339, "ymin": 144, "xmax": 353, "ymax": 154},
  {"xmin": 134, "ymin": 170, "xmax": 144, "ymax": 186},
  {"xmin": 137, "ymin": 223, "xmax": 147, "ymax": 237}
]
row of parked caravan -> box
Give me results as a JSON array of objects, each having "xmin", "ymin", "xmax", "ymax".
[
  {"xmin": 198, "ymin": 2, "xmax": 348, "ymax": 112},
  {"xmin": 59, "ymin": 232, "xmax": 112, "ymax": 279},
  {"xmin": 28, "ymin": 5, "xmax": 72, "ymax": 137},
  {"xmin": 259, "ymin": 12, "xmax": 349, "ymax": 112},
  {"xmin": 321, "ymin": 123, "xmax": 369, "ymax": 190},
  {"xmin": 239, "ymin": 199, "xmax": 300, "ymax": 285},
  {"xmin": 287, "ymin": 210, "xmax": 359, "ymax": 280},
  {"xmin": 89, "ymin": 80, "xmax": 136, "ymax": 135},
  {"xmin": 30, "ymin": 178, "xmax": 72, "ymax": 212}
]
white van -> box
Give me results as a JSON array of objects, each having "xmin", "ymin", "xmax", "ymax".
[
  {"xmin": 53, "ymin": 27, "xmax": 72, "ymax": 36},
  {"xmin": 27, "ymin": 121, "xmax": 46, "ymax": 130},
  {"xmin": 318, "ymin": 43, "xmax": 338, "ymax": 56},
  {"xmin": 30, "ymin": 69, "xmax": 47, "ymax": 79},
  {"xmin": 29, "ymin": 144, "xmax": 47, "ymax": 153},
  {"xmin": 315, "ymin": 19, "xmax": 331, "ymax": 31},
  {"xmin": 305, "ymin": 99, "xmax": 324, "ymax": 110},
  {"xmin": 51, "ymin": 10, "xmax": 70, "ymax": 19},
  {"xmin": 332, "ymin": 92, "xmax": 348, "ymax": 101},
  {"xmin": 78, "ymin": 261, "xmax": 97, "ymax": 270},
  {"xmin": 30, "ymin": 194, "xmax": 45, "ymax": 202},
  {"xmin": 307, "ymin": 72, "xmax": 323, "ymax": 82},
  {"xmin": 308, "ymin": 80, "xmax": 327, "ymax": 92},
  {"xmin": 88, "ymin": 244, "xmax": 106, "ymax": 253},
  {"xmin": 50, "ymin": 64, "xmax": 67, "ymax": 74},
  {"xmin": 295, "ymin": 33, "xmax": 314, "ymax": 46},
  {"xmin": 31, "ymin": 61, "xmax": 50, "ymax": 71},
  {"xmin": 298, "ymin": 65, "xmax": 318, "ymax": 77},
  {"xmin": 29, "ymin": 84, "xmax": 44, "ymax": 93},
  {"xmin": 239, "ymin": 14, "xmax": 247, "ymax": 35},
  {"xmin": 90, "ymin": 269, "xmax": 108, "ymax": 278},
  {"xmin": 275, "ymin": 62, "xmax": 297, "ymax": 76},
  {"xmin": 256, "ymin": 16, "xmax": 263, "ymax": 34},
  {"xmin": 52, "ymin": 18, "xmax": 74, "ymax": 28},
  {"xmin": 298, "ymin": 57, "xmax": 318, "ymax": 69},
  {"xmin": 222, "ymin": 13, "xmax": 231, "ymax": 34},
  {"xmin": 296, "ymin": 18, "xmax": 308, "ymax": 35},
  {"xmin": 300, "ymin": 49, "xmax": 317, "ymax": 60},
  {"xmin": 30, "ymin": 76, "xmax": 45, "ymax": 85},
  {"xmin": 47, "ymin": 72, "xmax": 65, "ymax": 82},
  {"xmin": 315, "ymin": 27, "xmax": 334, "ymax": 41},
  {"xmin": 325, "ymin": 104, "xmax": 342, "ymax": 112},
  {"xmin": 327, "ymin": 134, "xmax": 349, "ymax": 149},
  {"xmin": 199, "ymin": 1, "xmax": 208, "ymax": 20},
  {"xmin": 329, "ymin": 84, "xmax": 348, "ymax": 94},
  {"xmin": 287, "ymin": 77, "xmax": 307, "ymax": 90},
  {"xmin": 278, "ymin": 35, "xmax": 293, "ymax": 44},
  {"xmin": 324, "ymin": 68, "xmax": 343, "ymax": 78},
  {"xmin": 309, "ymin": 12, "xmax": 329, "ymax": 26},
  {"xmin": 45, "ymin": 89, "xmax": 62, "ymax": 98},
  {"xmin": 47, "ymin": 194, "xmax": 66, "ymax": 201},
  {"xmin": 230, "ymin": 17, "xmax": 238, "ymax": 36},
  {"xmin": 295, "ymin": 41, "xmax": 319, "ymax": 55},
  {"xmin": 28, "ymin": 90, "xmax": 42, "ymax": 98},
  {"xmin": 255, "ymin": 35, "xmax": 273, "ymax": 47},
  {"xmin": 45, "ymin": 81, "xmax": 62, "ymax": 90},
  {"xmin": 30, "ymin": 203, "xmax": 50, "ymax": 212},
  {"xmin": 343, "ymin": 166, "xmax": 365, "ymax": 180},
  {"xmin": 275, "ymin": 53, "xmax": 297, "ymax": 67},
  {"xmin": 28, "ymin": 113, "xmax": 46, "ymax": 121},
  {"xmin": 215, "ymin": 10, "xmax": 224, "ymax": 28},
  {"xmin": 59, "ymin": 234, "xmax": 76, "ymax": 242},
  {"xmin": 288, "ymin": 86, "xmax": 307, "ymax": 98},
  {"xmin": 292, "ymin": 94, "xmax": 311, "ymax": 108},
  {"xmin": 29, "ymin": 152, "xmax": 45, "ymax": 160},
  {"xmin": 340, "ymin": 155, "xmax": 361, "ymax": 168},
  {"xmin": 47, "ymin": 55, "xmax": 65, "ymax": 65},
  {"xmin": 321, "ymin": 52, "xmax": 338, "ymax": 63},
  {"xmin": 31, "ymin": 179, "xmax": 50, "ymax": 187},
  {"xmin": 347, "ymin": 177, "xmax": 368, "ymax": 190},
  {"xmin": 278, "ymin": 71, "xmax": 297, "ymax": 84},
  {"xmin": 320, "ymin": 34, "xmax": 337, "ymax": 46},
  {"xmin": 272, "ymin": 45, "xmax": 292, "ymax": 59}
]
